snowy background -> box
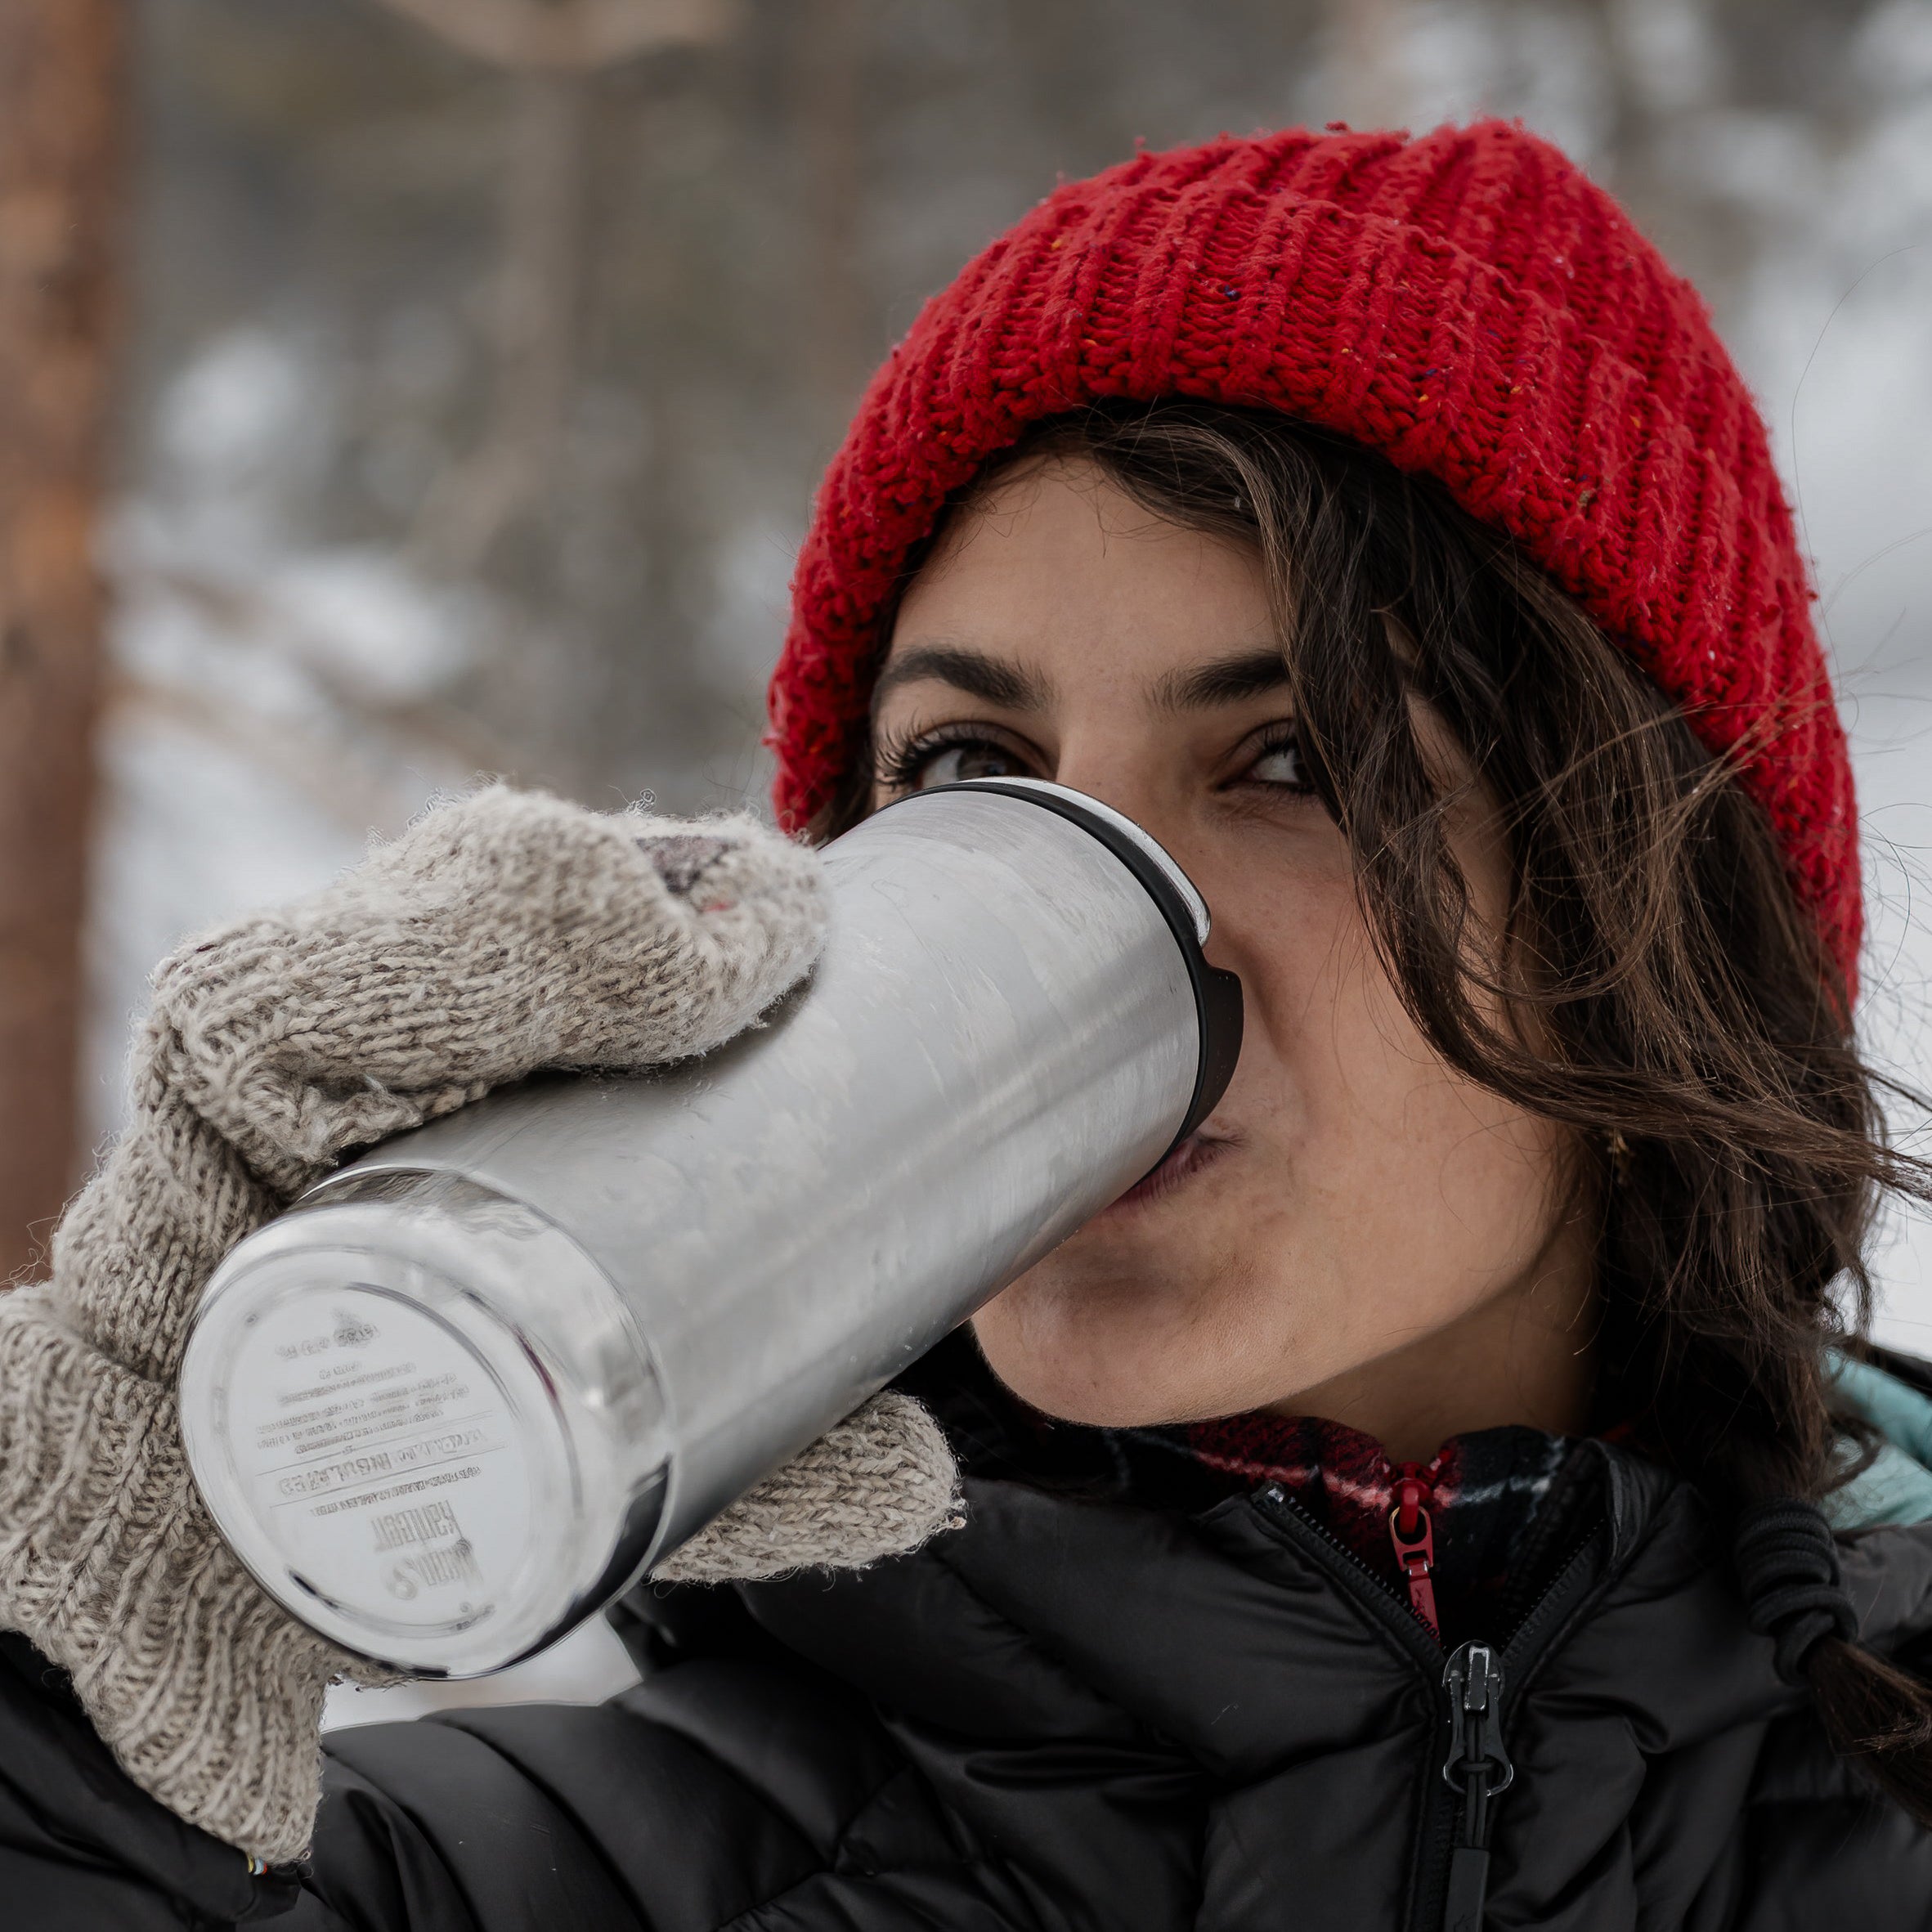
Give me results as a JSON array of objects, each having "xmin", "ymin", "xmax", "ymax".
[{"xmin": 94, "ymin": 0, "xmax": 1932, "ymax": 1720}]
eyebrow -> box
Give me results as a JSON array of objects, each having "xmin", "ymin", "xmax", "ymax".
[
  {"xmin": 1151, "ymin": 647, "xmax": 1291, "ymax": 710},
  {"xmin": 871, "ymin": 641, "xmax": 1290, "ymax": 717},
  {"xmin": 872, "ymin": 644, "xmax": 1053, "ymax": 713}
]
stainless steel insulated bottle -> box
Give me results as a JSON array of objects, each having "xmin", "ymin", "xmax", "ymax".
[{"xmin": 178, "ymin": 779, "xmax": 1243, "ymax": 1676}]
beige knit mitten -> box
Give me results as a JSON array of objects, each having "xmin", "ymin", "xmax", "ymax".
[{"xmin": 0, "ymin": 787, "xmax": 959, "ymax": 1865}]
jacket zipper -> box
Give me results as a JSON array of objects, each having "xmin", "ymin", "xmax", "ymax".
[
  {"xmin": 1438, "ymin": 1641, "xmax": 1512, "ymax": 1932},
  {"xmin": 1389, "ymin": 1470, "xmax": 1441, "ymax": 1636},
  {"xmin": 1386, "ymin": 1472, "xmax": 1506, "ymax": 1924},
  {"xmin": 1250, "ymin": 1480, "xmax": 1606, "ymax": 1932}
]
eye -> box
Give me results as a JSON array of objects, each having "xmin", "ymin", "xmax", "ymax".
[
  {"xmin": 881, "ymin": 728, "xmax": 1040, "ymax": 792},
  {"xmin": 1238, "ymin": 728, "xmax": 1314, "ymax": 793}
]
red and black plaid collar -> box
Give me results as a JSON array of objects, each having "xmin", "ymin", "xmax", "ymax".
[
  {"xmin": 1172, "ymin": 1410, "xmax": 1576, "ymax": 1642},
  {"xmin": 901, "ymin": 1334, "xmax": 1592, "ymax": 1648}
]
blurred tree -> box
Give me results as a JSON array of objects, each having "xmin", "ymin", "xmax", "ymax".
[
  {"xmin": 374, "ymin": 0, "xmax": 739, "ymax": 569},
  {"xmin": 0, "ymin": 0, "xmax": 122, "ymax": 1280},
  {"xmin": 1329, "ymin": 0, "xmax": 1414, "ymax": 129},
  {"xmin": 378, "ymin": 0, "xmax": 730, "ymax": 69},
  {"xmin": 796, "ymin": 0, "xmax": 867, "ymax": 438}
]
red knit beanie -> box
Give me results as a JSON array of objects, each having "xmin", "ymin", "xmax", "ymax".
[{"xmin": 766, "ymin": 119, "xmax": 1859, "ymax": 989}]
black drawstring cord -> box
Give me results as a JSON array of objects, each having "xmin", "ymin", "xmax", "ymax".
[{"xmin": 1733, "ymin": 1498, "xmax": 1858, "ymax": 1683}]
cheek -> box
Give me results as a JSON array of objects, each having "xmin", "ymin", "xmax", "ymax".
[
  {"xmin": 971, "ymin": 852, "xmax": 1576, "ymax": 1424},
  {"xmin": 1301, "ymin": 947, "xmax": 1569, "ymax": 1288},
  {"xmin": 1230, "ymin": 845, "xmax": 1569, "ymax": 1280}
]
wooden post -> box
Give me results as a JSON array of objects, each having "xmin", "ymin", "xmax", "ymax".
[{"xmin": 0, "ymin": 0, "xmax": 121, "ymax": 1281}]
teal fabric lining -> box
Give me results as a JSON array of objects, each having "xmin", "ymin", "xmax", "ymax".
[{"xmin": 1825, "ymin": 1353, "xmax": 1932, "ymax": 1531}]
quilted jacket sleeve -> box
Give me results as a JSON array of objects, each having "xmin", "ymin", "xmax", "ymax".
[{"xmin": 0, "ymin": 1630, "xmax": 1015, "ymax": 1932}]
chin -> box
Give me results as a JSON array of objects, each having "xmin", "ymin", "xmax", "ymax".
[
  {"xmin": 970, "ymin": 1168, "xmax": 1314, "ymax": 1425},
  {"xmin": 970, "ymin": 1290, "xmax": 1232, "ymax": 1428}
]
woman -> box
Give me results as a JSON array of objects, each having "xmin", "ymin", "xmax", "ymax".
[{"xmin": 5, "ymin": 119, "xmax": 1932, "ymax": 1929}]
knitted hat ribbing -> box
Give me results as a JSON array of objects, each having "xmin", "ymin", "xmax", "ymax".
[{"xmin": 765, "ymin": 119, "xmax": 1859, "ymax": 989}]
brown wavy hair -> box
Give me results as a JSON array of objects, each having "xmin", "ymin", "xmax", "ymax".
[{"xmin": 811, "ymin": 397, "xmax": 1932, "ymax": 1818}]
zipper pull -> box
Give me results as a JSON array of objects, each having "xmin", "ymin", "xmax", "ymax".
[
  {"xmin": 1388, "ymin": 1473, "xmax": 1439, "ymax": 1634},
  {"xmin": 1440, "ymin": 1642, "xmax": 1514, "ymax": 1932}
]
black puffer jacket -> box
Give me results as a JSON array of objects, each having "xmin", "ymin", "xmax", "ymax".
[{"xmin": 7, "ymin": 1346, "xmax": 1932, "ymax": 1931}]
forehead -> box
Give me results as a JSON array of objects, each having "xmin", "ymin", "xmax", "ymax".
[{"xmin": 883, "ymin": 456, "xmax": 1275, "ymax": 697}]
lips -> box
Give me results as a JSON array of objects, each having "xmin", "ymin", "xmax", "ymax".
[{"xmin": 1102, "ymin": 1129, "xmax": 1230, "ymax": 1215}]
